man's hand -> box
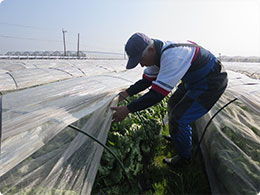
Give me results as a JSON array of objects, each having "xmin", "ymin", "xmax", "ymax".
[
  {"xmin": 118, "ymin": 91, "xmax": 129, "ymax": 103},
  {"xmin": 111, "ymin": 106, "xmax": 130, "ymax": 122}
]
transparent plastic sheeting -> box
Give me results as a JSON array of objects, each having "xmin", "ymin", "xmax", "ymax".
[
  {"xmin": 225, "ymin": 70, "xmax": 260, "ymax": 115},
  {"xmin": 0, "ymin": 59, "xmax": 260, "ymax": 194},
  {"xmin": 0, "ymin": 60, "xmax": 143, "ymax": 194},
  {"xmin": 224, "ymin": 61, "xmax": 260, "ymax": 79},
  {"xmin": 196, "ymin": 70, "xmax": 260, "ymax": 194},
  {"xmin": 0, "ymin": 60, "xmax": 128, "ymax": 93}
]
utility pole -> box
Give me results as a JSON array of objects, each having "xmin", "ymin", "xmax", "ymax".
[
  {"xmin": 77, "ymin": 33, "xmax": 80, "ymax": 59},
  {"xmin": 62, "ymin": 29, "xmax": 67, "ymax": 56}
]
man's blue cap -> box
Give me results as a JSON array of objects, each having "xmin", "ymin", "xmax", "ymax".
[{"xmin": 125, "ymin": 33, "xmax": 152, "ymax": 69}]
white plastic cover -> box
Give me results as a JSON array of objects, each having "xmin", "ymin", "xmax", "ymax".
[
  {"xmin": 196, "ymin": 68, "xmax": 260, "ymax": 194},
  {"xmin": 0, "ymin": 60, "xmax": 259, "ymax": 194},
  {"xmin": 0, "ymin": 59, "xmax": 143, "ymax": 194},
  {"xmin": 0, "ymin": 60, "xmax": 128, "ymax": 93},
  {"xmin": 224, "ymin": 61, "xmax": 260, "ymax": 79}
]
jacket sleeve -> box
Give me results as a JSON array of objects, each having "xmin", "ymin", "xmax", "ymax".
[
  {"xmin": 126, "ymin": 66, "xmax": 159, "ymax": 96},
  {"xmin": 127, "ymin": 88, "xmax": 165, "ymax": 113},
  {"xmin": 126, "ymin": 76, "xmax": 152, "ymax": 97}
]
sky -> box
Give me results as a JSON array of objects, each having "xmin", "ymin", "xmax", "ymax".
[{"xmin": 0, "ymin": 0, "xmax": 259, "ymax": 56}]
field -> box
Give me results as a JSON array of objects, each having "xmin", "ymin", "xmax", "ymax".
[{"xmin": 92, "ymin": 95, "xmax": 211, "ymax": 194}]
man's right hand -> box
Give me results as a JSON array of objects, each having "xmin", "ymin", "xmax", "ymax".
[{"xmin": 118, "ymin": 91, "xmax": 129, "ymax": 103}]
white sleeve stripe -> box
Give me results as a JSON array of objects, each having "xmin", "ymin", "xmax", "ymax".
[
  {"xmin": 153, "ymin": 81, "xmax": 172, "ymax": 91},
  {"xmin": 157, "ymin": 80, "xmax": 174, "ymax": 90},
  {"xmin": 145, "ymin": 73, "xmax": 158, "ymax": 77}
]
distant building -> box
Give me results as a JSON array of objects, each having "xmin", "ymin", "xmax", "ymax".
[
  {"xmin": 52, "ymin": 51, "xmax": 62, "ymax": 56},
  {"xmin": 43, "ymin": 51, "xmax": 51, "ymax": 56},
  {"xmin": 3, "ymin": 50, "xmax": 121, "ymax": 59}
]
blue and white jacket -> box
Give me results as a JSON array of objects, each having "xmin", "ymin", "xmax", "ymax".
[{"xmin": 126, "ymin": 39, "xmax": 214, "ymax": 113}]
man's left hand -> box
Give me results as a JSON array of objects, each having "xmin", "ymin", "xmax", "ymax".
[{"xmin": 111, "ymin": 106, "xmax": 130, "ymax": 122}]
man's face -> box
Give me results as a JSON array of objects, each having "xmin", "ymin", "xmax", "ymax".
[{"xmin": 139, "ymin": 46, "xmax": 156, "ymax": 67}]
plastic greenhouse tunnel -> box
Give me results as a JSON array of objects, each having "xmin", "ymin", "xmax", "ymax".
[{"xmin": 0, "ymin": 59, "xmax": 259, "ymax": 194}]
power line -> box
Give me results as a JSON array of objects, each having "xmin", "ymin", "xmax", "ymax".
[
  {"xmin": 0, "ymin": 21, "xmax": 124, "ymax": 53},
  {"xmin": 0, "ymin": 35, "xmax": 123, "ymax": 54},
  {"xmin": 0, "ymin": 22, "xmax": 57, "ymax": 31},
  {"xmin": 0, "ymin": 35, "xmax": 62, "ymax": 43},
  {"xmin": 0, "ymin": 33, "xmax": 123, "ymax": 55}
]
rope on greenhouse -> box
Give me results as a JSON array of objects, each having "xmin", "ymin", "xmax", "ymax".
[
  {"xmin": 193, "ymin": 98, "xmax": 238, "ymax": 158},
  {"xmin": 6, "ymin": 72, "xmax": 18, "ymax": 88},
  {"xmin": 71, "ymin": 65, "xmax": 87, "ymax": 76},
  {"xmin": 48, "ymin": 67, "xmax": 74, "ymax": 77},
  {"xmin": 68, "ymin": 124, "xmax": 133, "ymax": 189},
  {"xmin": 96, "ymin": 75, "xmax": 134, "ymax": 84}
]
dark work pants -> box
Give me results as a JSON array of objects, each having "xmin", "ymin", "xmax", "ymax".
[{"xmin": 168, "ymin": 60, "xmax": 228, "ymax": 159}]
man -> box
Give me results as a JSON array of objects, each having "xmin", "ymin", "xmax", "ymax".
[{"xmin": 111, "ymin": 32, "xmax": 227, "ymax": 167}]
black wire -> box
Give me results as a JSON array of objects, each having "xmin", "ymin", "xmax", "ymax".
[
  {"xmin": 0, "ymin": 35, "xmax": 62, "ymax": 43},
  {"xmin": 118, "ymin": 92, "xmax": 163, "ymax": 124},
  {"xmin": 193, "ymin": 98, "xmax": 238, "ymax": 158},
  {"xmin": 68, "ymin": 124, "xmax": 133, "ymax": 189},
  {"xmin": 118, "ymin": 93, "xmax": 143, "ymax": 119},
  {"xmin": 118, "ymin": 92, "xmax": 129, "ymax": 103},
  {"xmin": 0, "ymin": 22, "xmax": 56, "ymax": 31}
]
